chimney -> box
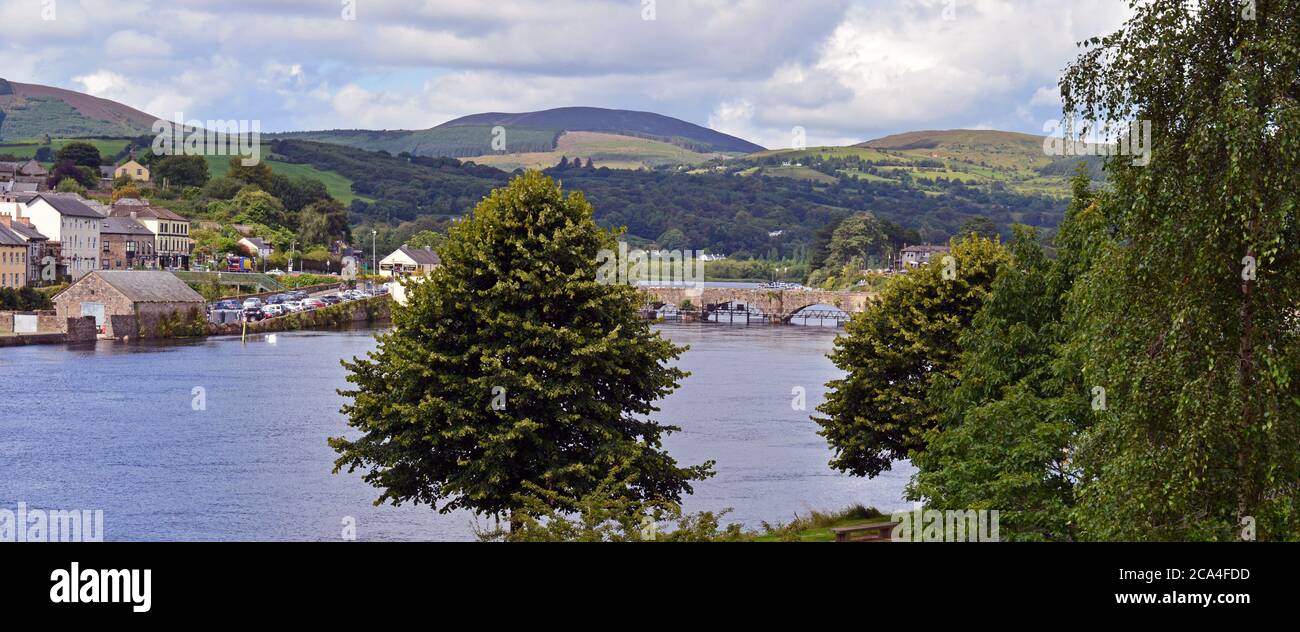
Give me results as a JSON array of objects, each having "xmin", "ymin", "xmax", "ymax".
[
  {"xmin": 0, "ymin": 213, "xmax": 10, "ymax": 227},
  {"xmin": 130, "ymin": 211, "xmax": 138, "ymax": 219}
]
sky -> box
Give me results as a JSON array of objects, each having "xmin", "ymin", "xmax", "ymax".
[{"xmin": 0, "ymin": 0, "xmax": 1133, "ymax": 149}]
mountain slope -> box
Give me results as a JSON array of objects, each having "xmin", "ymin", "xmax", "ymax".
[
  {"xmin": 270, "ymin": 106, "xmax": 763, "ymax": 169},
  {"xmin": 0, "ymin": 78, "xmax": 157, "ymax": 140},
  {"xmin": 439, "ymin": 106, "xmax": 764, "ymax": 153},
  {"xmin": 858, "ymin": 129, "xmax": 1050, "ymax": 170}
]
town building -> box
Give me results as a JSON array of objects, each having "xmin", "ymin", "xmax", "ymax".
[
  {"xmin": 20, "ymin": 193, "xmax": 104, "ymax": 280},
  {"xmin": 109, "ymin": 198, "xmax": 192, "ymax": 269},
  {"xmin": 100, "ymin": 216, "xmax": 157, "ymax": 270},
  {"xmin": 0, "ymin": 211, "xmax": 51, "ymax": 285},
  {"xmin": 0, "ymin": 224, "xmax": 27, "ymax": 288},
  {"xmin": 0, "ymin": 159, "xmax": 49, "ymax": 180},
  {"xmin": 238, "ymin": 236, "xmax": 273, "ymax": 260},
  {"xmin": 897, "ymin": 244, "xmax": 951, "ymax": 270},
  {"xmin": 379, "ymin": 245, "xmax": 441, "ymax": 277},
  {"xmin": 114, "ymin": 160, "xmax": 150, "ymax": 182},
  {"xmin": 52, "ymin": 270, "xmax": 205, "ymax": 338}
]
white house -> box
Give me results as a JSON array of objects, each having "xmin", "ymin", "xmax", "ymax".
[
  {"xmin": 238, "ymin": 236, "xmax": 274, "ymax": 259},
  {"xmin": 20, "ymin": 193, "xmax": 104, "ymax": 280},
  {"xmin": 379, "ymin": 245, "xmax": 441, "ymax": 277}
]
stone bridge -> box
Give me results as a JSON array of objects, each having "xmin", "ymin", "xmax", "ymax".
[{"xmin": 639, "ymin": 286, "xmax": 875, "ymax": 324}]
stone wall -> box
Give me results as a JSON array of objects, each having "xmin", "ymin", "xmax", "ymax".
[
  {"xmin": 0, "ymin": 310, "xmax": 61, "ymax": 333},
  {"xmin": 65, "ymin": 316, "xmax": 97, "ymax": 343},
  {"xmin": 207, "ymin": 296, "xmax": 391, "ymax": 336}
]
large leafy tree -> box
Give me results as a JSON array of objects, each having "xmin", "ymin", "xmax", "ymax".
[
  {"xmin": 298, "ymin": 198, "xmax": 351, "ymax": 247},
  {"xmin": 815, "ymin": 235, "xmax": 1009, "ymax": 477},
  {"xmin": 908, "ymin": 171, "xmax": 1105, "ymax": 541},
  {"xmin": 55, "ymin": 141, "xmax": 102, "ymax": 168},
  {"xmin": 330, "ymin": 171, "xmax": 712, "ymax": 524},
  {"xmin": 152, "ymin": 155, "xmax": 210, "ymax": 188},
  {"xmin": 1062, "ymin": 0, "xmax": 1300, "ymax": 540}
]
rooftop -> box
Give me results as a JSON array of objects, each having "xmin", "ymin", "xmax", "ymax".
[
  {"xmin": 398, "ymin": 245, "xmax": 441, "ymax": 266},
  {"xmin": 59, "ymin": 270, "xmax": 205, "ymax": 304},
  {"xmin": 31, "ymin": 193, "xmax": 105, "ymax": 219}
]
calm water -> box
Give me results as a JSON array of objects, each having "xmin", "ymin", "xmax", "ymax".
[{"xmin": 0, "ymin": 326, "xmax": 910, "ymax": 541}]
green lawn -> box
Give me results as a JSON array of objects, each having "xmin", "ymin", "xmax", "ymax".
[{"xmin": 204, "ymin": 149, "xmax": 369, "ymax": 204}]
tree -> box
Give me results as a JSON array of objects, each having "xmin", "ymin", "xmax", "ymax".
[
  {"xmin": 231, "ymin": 188, "xmax": 292, "ymax": 230},
  {"xmin": 56, "ymin": 142, "xmax": 102, "ymax": 168},
  {"xmin": 908, "ymin": 171, "xmax": 1104, "ymax": 541},
  {"xmin": 152, "ymin": 155, "xmax": 210, "ymax": 188},
  {"xmin": 226, "ymin": 157, "xmax": 274, "ymax": 190},
  {"xmin": 825, "ymin": 211, "xmax": 888, "ymax": 269},
  {"xmin": 1060, "ymin": 0, "xmax": 1300, "ymax": 540},
  {"xmin": 956, "ymin": 215, "xmax": 998, "ymax": 240},
  {"xmin": 330, "ymin": 171, "xmax": 713, "ymax": 526},
  {"xmin": 405, "ymin": 229, "xmax": 446, "ymax": 251},
  {"xmin": 112, "ymin": 184, "xmax": 142, "ymax": 202},
  {"xmin": 297, "ymin": 198, "xmax": 351, "ymax": 247},
  {"xmin": 815, "ymin": 235, "xmax": 1009, "ymax": 477},
  {"xmin": 270, "ymin": 174, "xmax": 329, "ymax": 213}
]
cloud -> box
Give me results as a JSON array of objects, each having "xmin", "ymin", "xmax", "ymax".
[{"xmin": 4, "ymin": 0, "xmax": 1133, "ymax": 146}]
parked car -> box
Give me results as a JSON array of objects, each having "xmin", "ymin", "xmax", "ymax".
[
  {"xmin": 244, "ymin": 307, "xmax": 264, "ymax": 322},
  {"xmin": 243, "ymin": 297, "xmax": 264, "ymax": 310},
  {"xmin": 265, "ymin": 294, "xmax": 287, "ymax": 305},
  {"xmin": 290, "ymin": 291, "xmax": 309, "ymax": 300},
  {"xmin": 283, "ymin": 301, "xmax": 304, "ymax": 313},
  {"xmin": 320, "ymin": 295, "xmax": 343, "ymax": 305},
  {"xmin": 262, "ymin": 304, "xmax": 286, "ymax": 317},
  {"xmin": 267, "ymin": 269, "xmax": 285, "ymax": 276},
  {"xmin": 301, "ymin": 298, "xmax": 327, "ymax": 310},
  {"xmin": 218, "ymin": 299, "xmax": 242, "ymax": 311}
]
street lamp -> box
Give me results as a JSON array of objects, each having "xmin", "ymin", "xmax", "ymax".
[{"xmin": 371, "ymin": 230, "xmax": 377, "ymax": 276}]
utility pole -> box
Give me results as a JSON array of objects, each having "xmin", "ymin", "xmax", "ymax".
[
  {"xmin": 371, "ymin": 230, "xmax": 377, "ymax": 276},
  {"xmin": 289, "ymin": 240, "xmax": 295, "ymax": 274}
]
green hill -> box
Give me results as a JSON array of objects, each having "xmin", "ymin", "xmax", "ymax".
[
  {"xmin": 268, "ymin": 106, "xmax": 763, "ymax": 169},
  {"xmin": 728, "ymin": 130, "xmax": 1090, "ymax": 198},
  {"xmin": 0, "ymin": 79, "xmax": 156, "ymax": 140}
]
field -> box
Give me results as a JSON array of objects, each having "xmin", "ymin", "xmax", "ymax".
[
  {"xmin": 461, "ymin": 131, "xmax": 728, "ymax": 171},
  {"xmin": 735, "ymin": 131, "xmax": 1078, "ymax": 198},
  {"xmin": 202, "ymin": 145, "xmax": 369, "ymax": 204},
  {"xmin": 0, "ymin": 137, "xmax": 132, "ymax": 160}
]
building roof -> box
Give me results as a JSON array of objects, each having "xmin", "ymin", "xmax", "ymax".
[
  {"xmin": 1, "ymin": 220, "xmax": 47, "ymax": 241},
  {"xmin": 240, "ymin": 236, "xmax": 270, "ymax": 249},
  {"xmin": 60, "ymin": 271, "xmax": 205, "ymax": 304},
  {"xmin": 0, "ymin": 224, "xmax": 26, "ymax": 247},
  {"xmin": 109, "ymin": 199, "xmax": 187, "ymax": 222},
  {"xmin": 101, "ymin": 216, "xmax": 154, "ymax": 236},
  {"xmin": 397, "ymin": 245, "xmax": 441, "ymax": 265},
  {"xmin": 30, "ymin": 193, "xmax": 105, "ymax": 219},
  {"xmin": 901, "ymin": 244, "xmax": 950, "ymax": 253}
]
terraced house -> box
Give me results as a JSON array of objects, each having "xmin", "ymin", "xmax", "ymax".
[
  {"xmin": 0, "ymin": 212, "xmax": 49, "ymax": 285},
  {"xmin": 0, "ymin": 223, "xmax": 26, "ymax": 288},
  {"xmin": 100, "ymin": 215, "xmax": 157, "ymax": 270},
  {"xmin": 110, "ymin": 198, "xmax": 192, "ymax": 269},
  {"xmin": 20, "ymin": 193, "xmax": 103, "ymax": 280}
]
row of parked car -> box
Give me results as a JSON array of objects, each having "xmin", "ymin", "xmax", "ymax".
[{"xmin": 208, "ymin": 287, "xmax": 389, "ymax": 322}]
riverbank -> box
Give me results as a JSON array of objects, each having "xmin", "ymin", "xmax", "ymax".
[{"xmin": 206, "ymin": 296, "xmax": 391, "ymax": 337}]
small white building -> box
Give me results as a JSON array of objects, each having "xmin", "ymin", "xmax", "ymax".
[
  {"xmin": 238, "ymin": 236, "xmax": 273, "ymax": 259},
  {"xmin": 898, "ymin": 244, "xmax": 950, "ymax": 270},
  {"xmin": 379, "ymin": 245, "xmax": 441, "ymax": 277},
  {"xmin": 20, "ymin": 193, "xmax": 104, "ymax": 280}
]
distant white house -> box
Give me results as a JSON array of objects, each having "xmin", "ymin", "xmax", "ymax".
[
  {"xmin": 238, "ymin": 236, "xmax": 273, "ymax": 259},
  {"xmin": 379, "ymin": 245, "xmax": 441, "ymax": 277},
  {"xmin": 898, "ymin": 244, "xmax": 950, "ymax": 270}
]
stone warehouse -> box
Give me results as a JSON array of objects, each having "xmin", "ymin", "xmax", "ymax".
[{"xmin": 52, "ymin": 270, "xmax": 205, "ymax": 338}]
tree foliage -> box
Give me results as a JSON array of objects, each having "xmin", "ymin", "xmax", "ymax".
[
  {"xmin": 330, "ymin": 171, "xmax": 713, "ymax": 522},
  {"xmin": 1059, "ymin": 0, "xmax": 1300, "ymax": 540},
  {"xmin": 815, "ymin": 235, "xmax": 1009, "ymax": 477}
]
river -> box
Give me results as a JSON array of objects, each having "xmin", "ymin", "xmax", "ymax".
[{"xmin": 0, "ymin": 325, "xmax": 911, "ymax": 541}]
